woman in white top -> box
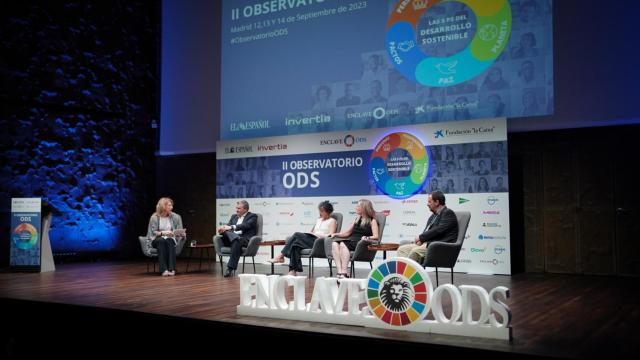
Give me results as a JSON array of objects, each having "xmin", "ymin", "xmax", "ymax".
[
  {"xmin": 268, "ymin": 201, "xmax": 337, "ymax": 276},
  {"xmin": 146, "ymin": 197, "xmax": 185, "ymax": 276}
]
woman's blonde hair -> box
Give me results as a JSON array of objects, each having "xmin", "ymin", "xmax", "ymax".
[
  {"xmin": 357, "ymin": 199, "xmax": 376, "ymax": 226},
  {"xmin": 155, "ymin": 197, "xmax": 174, "ymax": 217}
]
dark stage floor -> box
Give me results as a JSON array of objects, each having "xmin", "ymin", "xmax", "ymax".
[{"xmin": 1, "ymin": 260, "xmax": 638, "ymax": 358}]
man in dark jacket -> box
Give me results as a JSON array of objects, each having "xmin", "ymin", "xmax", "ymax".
[
  {"xmin": 217, "ymin": 200, "xmax": 258, "ymax": 277},
  {"xmin": 397, "ymin": 190, "xmax": 458, "ymax": 263}
]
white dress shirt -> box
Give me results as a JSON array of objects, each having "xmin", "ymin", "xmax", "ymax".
[{"xmin": 232, "ymin": 215, "xmax": 245, "ymax": 235}]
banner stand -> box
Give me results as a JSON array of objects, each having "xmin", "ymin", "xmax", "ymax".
[{"xmin": 9, "ymin": 198, "xmax": 55, "ymax": 272}]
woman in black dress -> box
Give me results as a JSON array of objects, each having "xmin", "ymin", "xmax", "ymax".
[{"xmin": 328, "ymin": 199, "xmax": 379, "ymax": 279}]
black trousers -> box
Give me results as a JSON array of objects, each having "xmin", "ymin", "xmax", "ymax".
[
  {"xmin": 283, "ymin": 232, "xmax": 316, "ymax": 272},
  {"xmin": 151, "ymin": 237, "xmax": 176, "ymax": 273},
  {"xmin": 222, "ymin": 231, "xmax": 249, "ymax": 270}
]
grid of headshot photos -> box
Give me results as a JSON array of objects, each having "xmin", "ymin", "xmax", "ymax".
[{"xmin": 421, "ymin": 140, "xmax": 509, "ymax": 194}]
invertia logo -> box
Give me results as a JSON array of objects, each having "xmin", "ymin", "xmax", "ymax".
[
  {"xmin": 402, "ymin": 199, "xmax": 419, "ymax": 204},
  {"xmin": 285, "ymin": 114, "xmax": 330, "ymax": 127},
  {"xmin": 402, "ymin": 222, "xmax": 418, "ymax": 227},
  {"xmin": 257, "ymin": 143, "xmax": 287, "ymax": 151},
  {"xmin": 482, "ymin": 210, "xmax": 500, "ymax": 215}
]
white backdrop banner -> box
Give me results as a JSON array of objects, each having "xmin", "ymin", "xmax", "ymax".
[{"xmin": 216, "ymin": 118, "xmax": 511, "ymax": 274}]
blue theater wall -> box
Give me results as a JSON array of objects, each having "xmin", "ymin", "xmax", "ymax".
[{"xmin": 0, "ymin": 1, "xmax": 159, "ymax": 261}]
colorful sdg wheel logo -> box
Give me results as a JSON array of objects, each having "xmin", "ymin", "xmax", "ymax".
[
  {"xmin": 366, "ymin": 258, "xmax": 433, "ymax": 326},
  {"xmin": 370, "ymin": 132, "xmax": 429, "ymax": 199},
  {"xmin": 386, "ymin": 0, "xmax": 512, "ymax": 87},
  {"xmin": 12, "ymin": 223, "xmax": 38, "ymax": 250}
]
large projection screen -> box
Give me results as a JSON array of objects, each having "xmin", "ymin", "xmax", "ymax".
[{"xmin": 221, "ymin": 0, "xmax": 553, "ymax": 140}]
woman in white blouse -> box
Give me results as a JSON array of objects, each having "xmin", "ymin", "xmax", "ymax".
[{"xmin": 268, "ymin": 201, "xmax": 337, "ymax": 276}]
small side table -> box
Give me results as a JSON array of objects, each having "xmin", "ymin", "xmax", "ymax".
[
  {"xmin": 367, "ymin": 243, "xmax": 400, "ymax": 260},
  {"xmin": 185, "ymin": 243, "xmax": 214, "ymax": 272},
  {"xmin": 259, "ymin": 240, "xmax": 286, "ymax": 274}
]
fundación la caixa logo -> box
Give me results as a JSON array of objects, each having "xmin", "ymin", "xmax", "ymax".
[
  {"xmin": 433, "ymin": 126, "xmax": 497, "ymax": 139},
  {"xmin": 237, "ymin": 258, "xmax": 512, "ymax": 340}
]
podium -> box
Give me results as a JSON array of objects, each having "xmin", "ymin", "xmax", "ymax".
[
  {"xmin": 40, "ymin": 213, "xmax": 55, "ymax": 272},
  {"xmin": 9, "ymin": 198, "xmax": 55, "ymax": 272}
]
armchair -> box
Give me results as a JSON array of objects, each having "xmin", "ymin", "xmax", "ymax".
[
  {"xmin": 422, "ymin": 211, "xmax": 470, "ymax": 286},
  {"xmin": 349, "ymin": 211, "xmax": 387, "ymax": 278},
  {"xmin": 139, "ymin": 235, "xmax": 187, "ymax": 273},
  {"xmin": 213, "ymin": 213, "xmax": 263, "ymax": 274},
  {"xmin": 299, "ymin": 212, "xmax": 343, "ymax": 277}
]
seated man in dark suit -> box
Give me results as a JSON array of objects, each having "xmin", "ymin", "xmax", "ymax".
[
  {"xmin": 397, "ymin": 190, "xmax": 458, "ymax": 263},
  {"xmin": 216, "ymin": 200, "xmax": 258, "ymax": 277}
]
